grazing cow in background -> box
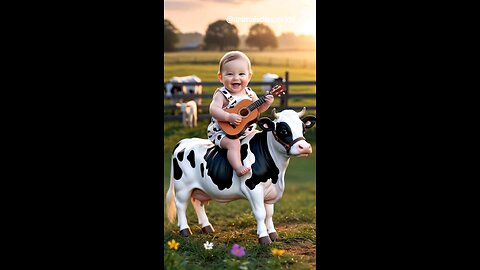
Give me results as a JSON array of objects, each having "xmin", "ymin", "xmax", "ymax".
[
  {"xmin": 176, "ymin": 100, "xmax": 198, "ymax": 128},
  {"xmin": 165, "ymin": 107, "xmax": 316, "ymax": 245},
  {"xmin": 165, "ymin": 75, "xmax": 203, "ymax": 108},
  {"xmin": 262, "ymin": 73, "xmax": 284, "ymax": 94}
]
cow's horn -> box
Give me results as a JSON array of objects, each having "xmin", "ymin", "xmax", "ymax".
[
  {"xmin": 298, "ymin": 107, "xmax": 306, "ymax": 117},
  {"xmin": 272, "ymin": 108, "xmax": 279, "ymax": 118}
]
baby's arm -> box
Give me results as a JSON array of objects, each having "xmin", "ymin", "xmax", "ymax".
[
  {"xmin": 255, "ymin": 92, "xmax": 274, "ymax": 113},
  {"xmin": 209, "ymin": 92, "xmax": 242, "ymax": 125}
]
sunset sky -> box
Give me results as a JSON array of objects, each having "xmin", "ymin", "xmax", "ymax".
[{"xmin": 164, "ymin": 0, "xmax": 316, "ymax": 37}]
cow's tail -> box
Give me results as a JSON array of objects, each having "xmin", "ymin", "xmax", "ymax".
[{"xmin": 166, "ymin": 158, "xmax": 176, "ymax": 223}]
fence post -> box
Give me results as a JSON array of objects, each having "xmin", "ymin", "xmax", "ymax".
[{"xmin": 281, "ymin": 71, "xmax": 289, "ymax": 109}]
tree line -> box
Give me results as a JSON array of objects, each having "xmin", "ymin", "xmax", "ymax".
[{"xmin": 164, "ymin": 19, "xmax": 277, "ymax": 52}]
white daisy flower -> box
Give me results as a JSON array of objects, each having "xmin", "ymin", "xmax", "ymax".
[{"xmin": 204, "ymin": 241, "xmax": 214, "ymax": 250}]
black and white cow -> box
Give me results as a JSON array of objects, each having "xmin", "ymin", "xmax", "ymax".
[
  {"xmin": 262, "ymin": 73, "xmax": 284, "ymax": 94},
  {"xmin": 166, "ymin": 107, "xmax": 316, "ymax": 244},
  {"xmin": 175, "ymin": 100, "xmax": 198, "ymax": 128},
  {"xmin": 164, "ymin": 75, "xmax": 202, "ymax": 107}
]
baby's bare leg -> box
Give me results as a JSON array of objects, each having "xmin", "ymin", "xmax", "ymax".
[{"xmin": 220, "ymin": 137, "xmax": 251, "ymax": 176}]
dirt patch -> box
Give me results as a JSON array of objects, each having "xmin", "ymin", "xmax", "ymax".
[{"xmin": 275, "ymin": 223, "xmax": 316, "ymax": 267}]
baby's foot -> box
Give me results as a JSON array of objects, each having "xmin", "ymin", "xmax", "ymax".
[{"xmin": 235, "ymin": 166, "xmax": 251, "ymax": 177}]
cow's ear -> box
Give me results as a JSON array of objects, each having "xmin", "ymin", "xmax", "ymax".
[
  {"xmin": 175, "ymin": 103, "xmax": 181, "ymax": 107},
  {"xmin": 258, "ymin": 117, "xmax": 275, "ymax": 131},
  {"xmin": 302, "ymin": 115, "xmax": 316, "ymax": 129}
]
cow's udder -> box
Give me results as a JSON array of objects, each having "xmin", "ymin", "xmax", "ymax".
[{"xmin": 191, "ymin": 188, "xmax": 211, "ymax": 206}]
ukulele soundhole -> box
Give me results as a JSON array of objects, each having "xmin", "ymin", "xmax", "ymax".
[{"xmin": 239, "ymin": 108, "xmax": 249, "ymax": 117}]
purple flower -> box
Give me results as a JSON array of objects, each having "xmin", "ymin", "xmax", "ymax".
[{"xmin": 231, "ymin": 244, "xmax": 245, "ymax": 257}]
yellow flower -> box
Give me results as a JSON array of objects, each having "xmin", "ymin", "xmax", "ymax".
[
  {"xmin": 271, "ymin": 248, "xmax": 286, "ymax": 256},
  {"xmin": 168, "ymin": 239, "xmax": 179, "ymax": 250}
]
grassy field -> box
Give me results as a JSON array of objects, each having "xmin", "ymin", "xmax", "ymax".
[
  {"xmin": 164, "ymin": 50, "xmax": 317, "ymax": 116},
  {"xmin": 163, "ymin": 50, "xmax": 317, "ymax": 269},
  {"xmin": 164, "ymin": 50, "xmax": 316, "ymax": 70},
  {"xmin": 163, "ymin": 120, "xmax": 317, "ymax": 270}
]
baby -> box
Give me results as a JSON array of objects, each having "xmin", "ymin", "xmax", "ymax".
[{"xmin": 207, "ymin": 51, "xmax": 274, "ymax": 176}]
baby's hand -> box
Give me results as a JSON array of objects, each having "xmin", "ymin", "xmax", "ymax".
[
  {"xmin": 264, "ymin": 94, "xmax": 274, "ymax": 105},
  {"xmin": 228, "ymin": 113, "xmax": 242, "ymax": 125}
]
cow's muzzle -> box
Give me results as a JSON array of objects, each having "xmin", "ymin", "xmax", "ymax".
[{"xmin": 272, "ymin": 131, "xmax": 310, "ymax": 155}]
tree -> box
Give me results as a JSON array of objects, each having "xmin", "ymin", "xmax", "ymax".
[
  {"xmin": 204, "ymin": 20, "xmax": 239, "ymax": 51},
  {"xmin": 246, "ymin": 23, "xmax": 278, "ymax": 51},
  {"xmin": 164, "ymin": 19, "xmax": 179, "ymax": 52}
]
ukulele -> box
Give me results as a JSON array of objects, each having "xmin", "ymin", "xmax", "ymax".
[{"xmin": 218, "ymin": 84, "xmax": 285, "ymax": 138}]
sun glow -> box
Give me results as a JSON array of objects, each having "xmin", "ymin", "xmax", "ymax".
[{"xmin": 296, "ymin": 10, "xmax": 316, "ymax": 37}]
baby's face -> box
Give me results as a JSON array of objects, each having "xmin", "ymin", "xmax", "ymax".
[{"xmin": 218, "ymin": 59, "xmax": 252, "ymax": 93}]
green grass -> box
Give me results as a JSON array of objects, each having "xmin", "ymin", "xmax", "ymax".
[
  {"xmin": 163, "ymin": 64, "xmax": 317, "ymax": 115},
  {"xmin": 164, "ymin": 50, "xmax": 316, "ymax": 70},
  {"xmin": 163, "ymin": 120, "xmax": 317, "ymax": 269},
  {"xmin": 163, "ymin": 51, "xmax": 317, "ymax": 269},
  {"xmin": 164, "ymin": 50, "xmax": 317, "ymax": 115}
]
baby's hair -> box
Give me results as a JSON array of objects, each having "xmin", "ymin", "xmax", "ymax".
[{"xmin": 218, "ymin": 51, "xmax": 252, "ymax": 74}]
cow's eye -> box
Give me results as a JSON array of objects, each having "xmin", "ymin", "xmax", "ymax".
[{"xmin": 280, "ymin": 129, "xmax": 287, "ymax": 135}]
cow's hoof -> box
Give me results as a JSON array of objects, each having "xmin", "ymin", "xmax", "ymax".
[
  {"xmin": 201, "ymin": 225, "xmax": 215, "ymax": 234},
  {"xmin": 258, "ymin": 236, "xmax": 272, "ymax": 245},
  {"xmin": 180, "ymin": 228, "xmax": 192, "ymax": 237},
  {"xmin": 269, "ymin": 232, "xmax": 279, "ymax": 242}
]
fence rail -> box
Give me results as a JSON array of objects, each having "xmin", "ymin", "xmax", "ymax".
[{"xmin": 164, "ymin": 71, "xmax": 316, "ymax": 121}]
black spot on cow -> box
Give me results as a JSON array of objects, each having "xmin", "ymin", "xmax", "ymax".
[
  {"xmin": 187, "ymin": 150, "xmax": 195, "ymax": 168},
  {"xmin": 173, "ymin": 158, "xmax": 183, "ymax": 180},
  {"xmin": 200, "ymin": 163, "xmax": 204, "ymax": 178},
  {"xmin": 217, "ymin": 135, "xmax": 222, "ymax": 140},
  {"xmin": 240, "ymin": 144, "xmax": 248, "ymax": 164},
  {"xmin": 245, "ymin": 132, "xmax": 279, "ymax": 190},
  {"xmin": 275, "ymin": 122, "xmax": 293, "ymax": 145},
  {"xmin": 177, "ymin": 149, "xmax": 185, "ymax": 161},
  {"xmin": 172, "ymin": 86, "xmax": 182, "ymax": 95},
  {"xmin": 204, "ymin": 147, "xmax": 234, "ymax": 190}
]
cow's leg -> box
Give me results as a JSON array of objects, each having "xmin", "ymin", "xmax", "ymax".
[
  {"xmin": 244, "ymin": 189, "xmax": 271, "ymax": 245},
  {"xmin": 175, "ymin": 190, "xmax": 192, "ymax": 236},
  {"xmin": 191, "ymin": 198, "xmax": 215, "ymax": 234},
  {"xmin": 265, "ymin": 203, "xmax": 278, "ymax": 241}
]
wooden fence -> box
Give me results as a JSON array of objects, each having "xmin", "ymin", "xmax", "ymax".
[{"xmin": 163, "ymin": 71, "xmax": 316, "ymax": 121}]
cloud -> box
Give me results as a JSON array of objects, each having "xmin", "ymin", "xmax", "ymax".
[{"xmin": 164, "ymin": 0, "xmax": 203, "ymax": 10}]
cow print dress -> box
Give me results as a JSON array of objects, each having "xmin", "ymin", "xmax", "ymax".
[{"xmin": 207, "ymin": 86, "xmax": 257, "ymax": 147}]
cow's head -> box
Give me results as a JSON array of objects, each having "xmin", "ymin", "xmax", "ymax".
[
  {"xmin": 175, "ymin": 101, "xmax": 196, "ymax": 113},
  {"xmin": 258, "ymin": 107, "xmax": 316, "ymax": 156},
  {"xmin": 175, "ymin": 102, "xmax": 187, "ymax": 112},
  {"xmin": 165, "ymin": 79, "xmax": 186, "ymax": 98}
]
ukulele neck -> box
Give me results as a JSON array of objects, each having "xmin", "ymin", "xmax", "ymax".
[{"xmin": 247, "ymin": 95, "xmax": 267, "ymax": 111}]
